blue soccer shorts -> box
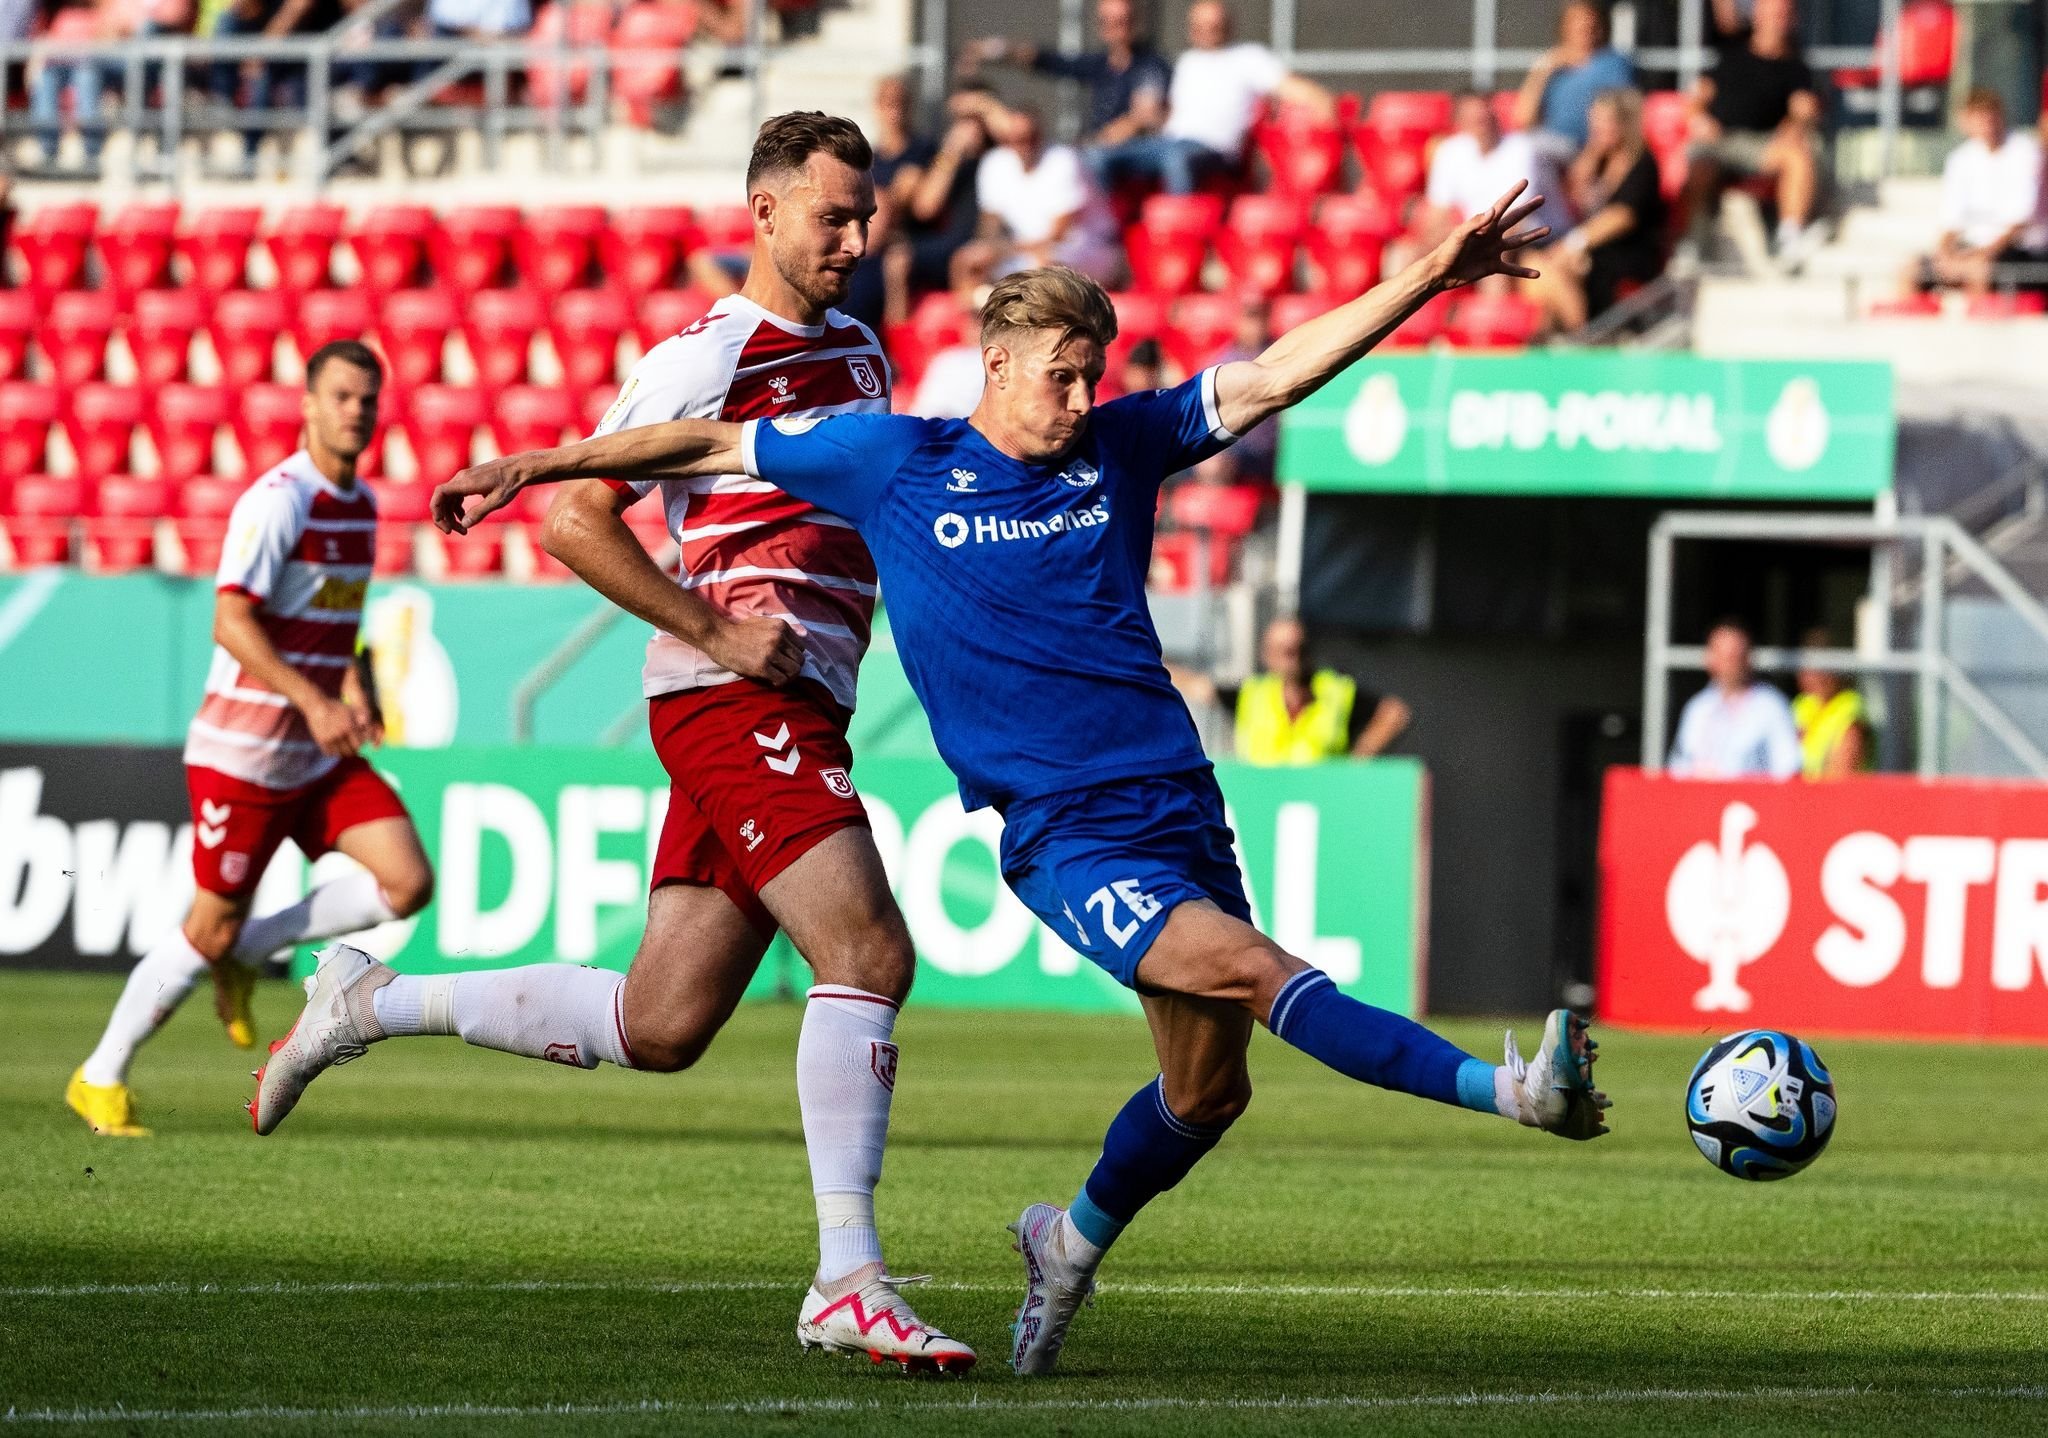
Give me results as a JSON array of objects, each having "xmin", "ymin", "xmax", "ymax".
[{"xmin": 997, "ymin": 767, "xmax": 1254, "ymax": 989}]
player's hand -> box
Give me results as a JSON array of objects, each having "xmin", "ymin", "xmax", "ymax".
[
  {"xmin": 349, "ymin": 700, "xmax": 386, "ymax": 748},
  {"xmin": 699, "ymin": 615, "xmax": 804, "ymax": 686},
  {"xmin": 432, "ymin": 455, "xmax": 532, "ymax": 535},
  {"xmin": 1426, "ymin": 181, "xmax": 1551, "ymax": 291},
  {"xmin": 305, "ymin": 695, "xmax": 372, "ymax": 758}
]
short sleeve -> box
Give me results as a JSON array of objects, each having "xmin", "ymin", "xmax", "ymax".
[
  {"xmin": 1096, "ymin": 367, "xmax": 1238, "ymax": 489},
  {"xmin": 1425, "ymin": 137, "xmax": 1465, "ymax": 209},
  {"xmin": 1242, "ymin": 44, "xmax": 1286, "ymax": 96},
  {"xmin": 1134, "ymin": 53, "xmax": 1171, "ymax": 98},
  {"xmin": 1038, "ymin": 147, "xmax": 1089, "ymax": 218},
  {"xmin": 217, "ymin": 483, "xmax": 301, "ymax": 602},
  {"xmin": 591, "ymin": 331, "xmax": 736, "ymax": 499},
  {"xmin": 741, "ymin": 412, "xmax": 930, "ymax": 523}
]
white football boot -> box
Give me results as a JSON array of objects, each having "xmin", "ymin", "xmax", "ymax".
[
  {"xmin": 248, "ymin": 944, "xmax": 390, "ymax": 1136},
  {"xmin": 1504, "ymin": 1008, "xmax": 1611, "ymax": 1140},
  {"xmin": 1007, "ymin": 1202, "xmax": 1098, "ymax": 1376},
  {"xmin": 796, "ymin": 1266, "xmax": 977, "ymax": 1374}
]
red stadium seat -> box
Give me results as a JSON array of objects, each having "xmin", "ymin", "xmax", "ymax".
[
  {"xmin": 11, "ymin": 203, "xmax": 98, "ymax": 299},
  {"xmin": 1966, "ymin": 291, "xmax": 2047, "ymax": 318},
  {"xmin": 580, "ymin": 381, "xmax": 619, "ymax": 433},
  {"xmin": 1445, "ymin": 292, "xmax": 1541, "ymax": 349},
  {"xmin": 1148, "ymin": 529, "xmax": 1222, "ymax": 591},
  {"xmin": 883, "ymin": 292, "xmax": 971, "ymax": 391},
  {"xmin": 234, "ymin": 384, "xmax": 305, "ymax": 476},
  {"xmin": 0, "ymin": 290, "xmax": 34, "ymax": 380},
  {"xmin": 1169, "ymin": 481, "xmax": 1264, "ymax": 539},
  {"xmin": 549, "ymin": 288, "xmax": 631, "ymax": 391},
  {"xmin": 65, "ymin": 383, "xmax": 146, "ymax": 482},
  {"xmin": 42, "ymin": 291, "xmax": 120, "ymax": 388},
  {"xmin": 462, "ymin": 288, "xmax": 545, "ymax": 391},
  {"xmin": 515, "ymin": 205, "xmax": 607, "ymax": 295},
  {"xmin": 1363, "ymin": 90, "xmax": 1453, "ymax": 141},
  {"xmin": 208, "ymin": 289, "xmax": 290, "ymax": 388},
  {"xmin": 378, "ymin": 288, "xmax": 461, "ymax": 389},
  {"xmin": 432, "ymin": 205, "xmax": 521, "ymax": 294},
  {"xmin": 1104, "ymin": 290, "xmax": 1169, "ymax": 372},
  {"xmin": 127, "ymin": 289, "xmax": 206, "ymax": 388},
  {"xmin": 1250, "ymin": 110, "xmax": 1347, "ymax": 199},
  {"xmin": 294, "ymin": 288, "xmax": 377, "ymax": 367},
  {"xmin": 1353, "ymin": 129, "xmax": 1430, "ymax": 203},
  {"xmin": 176, "ymin": 206, "xmax": 262, "ymax": 293},
  {"xmin": 1216, "ymin": 194, "xmax": 1308, "ymax": 297},
  {"xmin": 611, "ymin": 1, "xmax": 697, "ymax": 125},
  {"xmin": 349, "ymin": 203, "xmax": 436, "ymax": 295},
  {"xmin": 1385, "ymin": 292, "xmax": 1452, "ymax": 347},
  {"xmin": 403, "ymin": 384, "xmax": 488, "ymax": 484},
  {"xmin": 1269, "ymin": 290, "xmax": 1343, "ymax": 335},
  {"xmin": 1125, "ymin": 194, "xmax": 1223, "ymax": 297},
  {"xmin": 0, "ymin": 382, "xmax": 60, "ymax": 475},
  {"xmin": 149, "ymin": 384, "xmax": 234, "ymax": 483},
  {"xmin": 695, "ymin": 203, "xmax": 756, "ymax": 252},
  {"xmin": 1835, "ymin": 1, "xmax": 1954, "ymax": 101},
  {"xmin": 491, "ymin": 384, "xmax": 578, "ymax": 458},
  {"xmin": 1642, "ymin": 90, "xmax": 1691, "ymax": 160},
  {"xmin": 5, "ymin": 475, "xmax": 86, "ymax": 566},
  {"xmin": 95, "ymin": 202, "xmax": 180, "ymax": 301},
  {"xmin": 1867, "ymin": 293, "xmax": 1941, "ymax": 318},
  {"xmin": 1490, "ymin": 89, "xmax": 1522, "ymax": 133},
  {"xmin": 172, "ymin": 473, "xmax": 244, "ymax": 573},
  {"xmin": 597, "ymin": 205, "xmax": 695, "ymax": 297},
  {"xmin": 264, "ymin": 202, "xmax": 346, "ymax": 293},
  {"xmin": 369, "ymin": 479, "xmax": 435, "ymax": 576},
  {"xmin": 1163, "ymin": 292, "xmax": 1243, "ymax": 375},
  {"xmin": 633, "ymin": 286, "xmax": 719, "ymax": 350},
  {"xmin": 527, "ymin": 0, "xmax": 614, "ymax": 107},
  {"xmin": 86, "ymin": 474, "xmax": 173, "ymax": 571}
]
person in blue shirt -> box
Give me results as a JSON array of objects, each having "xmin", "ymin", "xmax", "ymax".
[
  {"xmin": 433, "ymin": 180, "xmax": 1611, "ymax": 1377},
  {"xmin": 1513, "ymin": 0, "xmax": 1637, "ymax": 154}
]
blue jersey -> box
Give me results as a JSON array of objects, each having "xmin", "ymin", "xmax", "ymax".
[{"xmin": 741, "ymin": 368, "xmax": 1238, "ymax": 810}]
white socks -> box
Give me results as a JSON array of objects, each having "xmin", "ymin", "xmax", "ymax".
[
  {"xmin": 233, "ymin": 871, "xmax": 398, "ymax": 968},
  {"xmin": 373, "ymin": 964, "xmax": 636, "ymax": 1070},
  {"xmin": 81, "ymin": 930, "xmax": 211, "ymax": 1086},
  {"xmin": 799, "ymin": 985, "xmax": 900, "ymax": 1285}
]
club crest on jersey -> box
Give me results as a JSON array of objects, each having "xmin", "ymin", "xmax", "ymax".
[
  {"xmin": 1059, "ymin": 460, "xmax": 1099, "ymax": 489},
  {"xmin": 769, "ymin": 375, "xmax": 794, "ymax": 403},
  {"xmin": 220, "ymin": 851, "xmax": 249, "ymax": 885},
  {"xmin": 946, "ymin": 468, "xmax": 979, "ymax": 493},
  {"xmin": 870, "ymin": 1041, "xmax": 898, "ymax": 1090},
  {"xmin": 772, "ymin": 415, "xmax": 822, "ymax": 436},
  {"xmin": 847, "ymin": 355, "xmax": 882, "ymax": 397},
  {"xmin": 821, "ymin": 767, "xmax": 855, "ymax": 798}
]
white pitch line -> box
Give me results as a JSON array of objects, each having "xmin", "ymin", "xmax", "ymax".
[
  {"xmin": 4, "ymin": 1276, "xmax": 2047, "ymax": 1304},
  {"xmin": 4, "ymin": 1385, "xmax": 2046, "ymax": 1427}
]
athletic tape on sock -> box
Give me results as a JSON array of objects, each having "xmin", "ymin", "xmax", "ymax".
[{"xmin": 420, "ymin": 975, "xmax": 457, "ymax": 1036}]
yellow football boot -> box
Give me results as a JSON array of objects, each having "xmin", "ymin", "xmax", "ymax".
[
  {"xmin": 214, "ymin": 959, "xmax": 257, "ymax": 1049},
  {"xmin": 65, "ymin": 1066, "xmax": 150, "ymax": 1137}
]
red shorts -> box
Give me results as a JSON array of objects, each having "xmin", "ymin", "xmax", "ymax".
[
  {"xmin": 648, "ymin": 679, "xmax": 869, "ymax": 935},
  {"xmin": 186, "ymin": 757, "xmax": 411, "ymax": 900}
]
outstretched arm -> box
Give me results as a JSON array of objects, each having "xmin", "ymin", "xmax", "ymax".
[
  {"xmin": 1211, "ymin": 183, "xmax": 1550, "ymax": 437},
  {"xmin": 431, "ymin": 419, "xmax": 744, "ymax": 534}
]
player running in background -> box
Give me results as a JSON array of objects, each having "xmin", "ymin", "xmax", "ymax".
[
  {"xmin": 433, "ymin": 182, "xmax": 1611, "ymax": 1376},
  {"xmin": 68, "ymin": 342, "xmax": 434, "ymax": 1138},
  {"xmin": 252, "ymin": 113, "xmax": 974, "ymax": 1373}
]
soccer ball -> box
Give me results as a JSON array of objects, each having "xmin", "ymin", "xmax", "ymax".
[{"xmin": 1684, "ymin": 1029, "xmax": 1836, "ymax": 1181}]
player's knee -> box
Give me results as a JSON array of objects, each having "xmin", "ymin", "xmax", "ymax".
[
  {"xmin": 185, "ymin": 914, "xmax": 241, "ymax": 963},
  {"xmin": 1174, "ymin": 1071, "xmax": 1253, "ymax": 1129},
  {"xmin": 1212, "ymin": 940, "xmax": 1291, "ymax": 1005},
  {"xmin": 627, "ymin": 1020, "xmax": 716, "ymax": 1074},
  {"xmin": 382, "ymin": 864, "xmax": 434, "ymax": 918},
  {"xmin": 807, "ymin": 920, "xmax": 915, "ymax": 1005}
]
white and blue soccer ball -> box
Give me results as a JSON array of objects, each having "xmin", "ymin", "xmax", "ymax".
[{"xmin": 1684, "ymin": 1029, "xmax": 1836, "ymax": 1181}]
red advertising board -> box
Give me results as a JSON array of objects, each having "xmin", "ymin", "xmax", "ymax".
[{"xmin": 1598, "ymin": 768, "xmax": 2048, "ymax": 1042}]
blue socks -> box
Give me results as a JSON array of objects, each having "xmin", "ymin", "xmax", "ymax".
[
  {"xmin": 1267, "ymin": 968, "xmax": 1499, "ymax": 1115},
  {"xmin": 1067, "ymin": 1076, "xmax": 1232, "ymax": 1251}
]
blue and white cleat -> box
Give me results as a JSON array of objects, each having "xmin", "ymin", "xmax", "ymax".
[
  {"xmin": 1007, "ymin": 1203, "xmax": 1097, "ymax": 1376},
  {"xmin": 1505, "ymin": 1008, "xmax": 1611, "ymax": 1140}
]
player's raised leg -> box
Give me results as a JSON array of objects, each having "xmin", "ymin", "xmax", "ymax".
[{"xmin": 230, "ymin": 812, "xmax": 433, "ymax": 971}]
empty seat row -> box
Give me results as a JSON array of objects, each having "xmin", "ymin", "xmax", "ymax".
[{"xmin": 1124, "ymin": 191, "xmax": 1399, "ymax": 298}]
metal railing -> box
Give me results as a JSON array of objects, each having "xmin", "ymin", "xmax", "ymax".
[{"xmin": 1641, "ymin": 510, "xmax": 2048, "ymax": 781}]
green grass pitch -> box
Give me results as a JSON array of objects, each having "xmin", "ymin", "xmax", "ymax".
[{"xmin": 4, "ymin": 969, "xmax": 2045, "ymax": 1436}]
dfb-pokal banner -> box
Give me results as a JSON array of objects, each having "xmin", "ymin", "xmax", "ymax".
[
  {"xmin": 1598, "ymin": 768, "xmax": 2048, "ymax": 1042},
  {"xmin": 0, "ymin": 744, "xmax": 1429, "ymax": 1017}
]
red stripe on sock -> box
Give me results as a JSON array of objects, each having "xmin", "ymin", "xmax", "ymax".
[{"xmin": 805, "ymin": 986, "xmax": 901, "ymax": 1011}]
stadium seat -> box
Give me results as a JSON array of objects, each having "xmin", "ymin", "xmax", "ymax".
[
  {"xmin": 403, "ymin": 384, "xmax": 488, "ymax": 484},
  {"xmin": 86, "ymin": 474, "xmax": 173, "ymax": 571},
  {"xmin": 11, "ymin": 203, "xmax": 98, "ymax": 298},
  {"xmin": 491, "ymin": 384, "xmax": 578, "ymax": 459},
  {"xmin": 149, "ymin": 384, "xmax": 234, "ymax": 483},
  {"xmin": 368, "ymin": 479, "xmax": 434, "ymax": 576},
  {"xmin": 1642, "ymin": 90, "xmax": 1691, "ymax": 161},
  {"xmin": 527, "ymin": 0, "xmax": 614, "ymax": 107},
  {"xmin": 349, "ymin": 203, "xmax": 437, "ymax": 295},
  {"xmin": 1125, "ymin": 194, "xmax": 1224, "ymax": 297},
  {"xmin": 95, "ymin": 202, "xmax": 180, "ymax": 301},
  {"xmin": 1269, "ymin": 290, "xmax": 1343, "ymax": 334},
  {"xmin": 127, "ymin": 289, "xmax": 206, "ymax": 388},
  {"xmin": 65, "ymin": 383, "xmax": 146, "ymax": 482},
  {"xmin": 1168, "ymin": 481, "xmax": 1264, "ymax": 539},
  {"xmin": 42, "ymin": 291, "xmax": 120, "ymax": 388},
  {"xmin": 0, "ymin": 291, "xmax": 34, "ymax": 380},
  {"xmin": 1216, "ymin": 194, "xmax": 1308, "ymax": 297},
  {"xmin": 173, "ymin": 473, "xmax": 245, "ymax": 572},
  {"xmin": 549, "ymin": 288, "xmax": 632, "ymax": 391},
  {"xmin": 597, "ymin": 205, "xmax": 696, "ymax": 297},
  {"xmin": 5, "ymin": 475, "xmax": 86, "ymax": 566},
  {"xmin": 1445, "ymin": 292, "xmax": 1541, "ymax": 349},
  {"xmin": 1385, "ymin": 292, "xmax": 1452, "ymax": 347},
  {"xmin": 462, "ymin": 288, "xmax": 545, "ymax": 391},
  {"xmin": 1835, "ymin": 0, "xmax": 1954, "ymax": 119},
  {"xmin": 1490, "ymin": 89, "xmax": 1521, "ymax": 133},
  {"xmin": 207, "ymin": 289, "xmax": 290, "ymax": 388},
  {"xmin": 294, "ymin": 288, "xmax": 377, "ymax": 367},
  {"xmin": 432, "ymin": 205, "xmax": 521, "ymax": 295},
  {"xmin": 1250, "ymin": 108, "xmax": 1347, "ymax": 199},
  {"xmin": 0, "ymin": 382, "xmax": 60, "ymax": 475},
  {"xmin": 611, "ymin": 1, "xmax": 697, "ymax": 126},
  {"xmin": 883, "ymin": 292, "xmax": 972, "ymax": 392},
  {"xmin": 1105, "ymin": 290, "xmax": 1169, "ymax": 371},
  {"xmin": 1362, "ymin": 89, "xmax": 1454, "ymax": 141},
  {"xmin": 234, "ymin": 384, "xmax": 306, "ymax": 476},
  {"xmin": 175, "ymin": 206, "xmax": 262, "ymax": 293},
  {"xmin": 264, "ymin": 202, "xmax": 346, "ymax": 293},
  {"xmin": 633, "ymin": 286, "xmax": 720, "ymax": 350},
  {"xmin": 1867, "ymin": 293, "xmax": 1942, "ymax": 318},
  {"xmin": 1309, "ymin": 193, "xmax": 1398, "ymax": 297},
  {"xmin": 580, "ymin": 381, "xmax": 620, "ymax": 434},
  {"xmin": 1163, "ymin": 293, "xmax": 1243, "ymax": 375},
  {"xmin": 515, "ymin": 205, "xmax": 608, "ymax": 295},
  {"xmin": 378, "ymin": 288, "xmax": 461, "ymax": 389},
  {"xmin": 1967, "ymin": 291, "xmax": 2047, "ymax": 318},
  {"xmin": 696, "ymin": 204, "xmax": 757, "ymax": 253},
  {"xmin": 1353, "ymin": 129, "xmax": 1430, "ymax": 203},
  {"xmin": 1148, "ymin": 529, "xmax": 1228, "ymax": 591}
]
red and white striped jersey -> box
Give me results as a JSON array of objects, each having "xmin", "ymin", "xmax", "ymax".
[
  {"xmin": 597, "ymin": 292, "xmax": 890, "ymax": 711},
  {"xmin": 183, "ymin": 451, "xmax": 375, "ymax": 790}
]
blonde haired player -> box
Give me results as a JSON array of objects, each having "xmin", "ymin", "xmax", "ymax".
[{"xmin": 67, "ymin": 341, "xmax": 434, "ymax": 1136}]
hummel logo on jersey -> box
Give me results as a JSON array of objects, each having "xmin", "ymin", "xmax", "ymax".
[
  {"xmin": 1059, "ymin": 460, "xmax": 1099, "ymax": 488},
  {"xmin": 740, "ymin": 818, "xmax": 765, "ymax": 852},
  {"xmin": 753, "ymin": 723, "xmax": 802, "ymax": 774},
  {"xmin": 929, "ymin": 502, "xmax": 1111, "ymax": 549},
  {"xmin": 947, "ymin": 468, "xmax": 979, "ymax": 492},
  {"xmin": 769, "ymin": 375, "xmax": 794, "ymax": 402}
]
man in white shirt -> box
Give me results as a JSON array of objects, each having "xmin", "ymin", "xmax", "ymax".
[
  {"xmin": 1086, "ymin": 0, "xmax": 1333, "ymax": 195},
  {"xmin": 1422, "ymin": 93, "xmax": 1571, "ymax": 249},
  {"xmin": 1667, "ymin": 620, "xmax": 1803, "ymax": 780},
  {"xmin": 1908, "ymin": 88, "xmax": 2047, "ymax": 297},
  {"xmin": 976, "ymin": 104, "xmax": 1123, "ymax": 282}
]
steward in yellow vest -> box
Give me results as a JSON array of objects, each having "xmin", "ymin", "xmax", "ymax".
[
  {"xmin": 1168, "ymin": 617, "xmax": 1411, "ymax": 766},
  {"xmin": 1794, "ymin": 632, "xmax": 1873, "ymax": 780}
]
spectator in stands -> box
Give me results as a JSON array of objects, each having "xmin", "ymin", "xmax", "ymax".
[
  {"xmin": 1525, "ymin": 87, "xmax": 1668, "ymax": 334},
  {"xmin": 1423, "ymin": 91, "xmax": 1571, "ymax": 251},
  {"xmin": 1087, "ymin": 0, "xmax": 1333, "ymax": 196},
  {"xmin": 1174, "ymin": 617, "xmax": 1413, "ymax": 765},
  {"xmin": 1117, "ymin": 335, "xmax": 1165, "ymax": 397},
  {"xmin": 1793, "ymin": 627, "xmax": 1872, "ymax": 779},
  {"xmin": 906, "ymin": 244, "xmax": 999, "ymax": 419},
  {"xmin": 878, "ymin": 82, "xmax": 997, "ymax": 325},
  {"xmin": 1676, "ymin": 0, "xmax": 1823, "ymax": 271},
  {"xmin": 210, "ymin": 0, "xmax": 345, "ymax": 173},
  {"xmin": 975, "ymin": 102, "xmax": 1123, "ymax": 283},
  {"xmin": 1667, "ymin": 619, "xmax": 1801, "ymax": 779},
  {"xmin": 960, "ymin": 0, "xmax": 1170, "ymax": 147},
  {"xmin": 1514, "ymin": 0, "xmax": 1635, "ymax": 155},
  {"xmin": 843, "ymin": 72, "xmax": 924, "ymax": 330},
  {"xmin": 28, "ymin": 0, "xmax": 114, "ymax": 166},
  {"xmin": 1903, "ymin": 88, "xmax": 2047, "ymax": 299},
  {"xmin": 425, "ymin": 0, "xmax": 527, "ymax": 42}
]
